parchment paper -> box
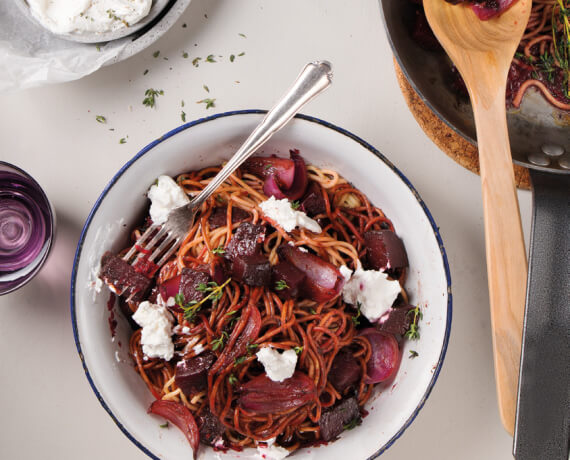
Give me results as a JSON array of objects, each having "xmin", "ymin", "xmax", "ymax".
[
  {"xmin": 0, "ymin": 2, "xmax": 137, "ymax": 93},
  {"xmin": 0, "ymin": 0, "xmax": 192, "ymax": 93}
]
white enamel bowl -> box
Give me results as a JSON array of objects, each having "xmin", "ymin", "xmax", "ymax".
[{"xmin": 71, "ymin": 111, "xmax": 452, "ymax": 460}]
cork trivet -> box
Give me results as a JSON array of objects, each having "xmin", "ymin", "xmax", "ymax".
[{"xmin": 394, "ymin": 60, "xmax": 531, "ymax": 190}]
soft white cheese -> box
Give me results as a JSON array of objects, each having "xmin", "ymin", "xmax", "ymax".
[
  {"xmin": 132, "ymin": 301, "xmax": 175, "ymax": 361},
  {"xmin": 27, "ymin": 0, "xmax": 152, "ymax": 36},
  {"xmin": 256, "ymin": 347, "xmax": 298, "ymax": 382},
  {"xmin": 340, "ymin": 263, "xmax": 402, "ymax": 322},
  {"xmin": 259, "ymin": 196, "xmax": 321, "ymax": 233},
  {"xmin": 256, "ymin": 438, "xmax": 290, "ymax": 460},
  {"xmin": 147, "ymin": 175, "xmax": 190, "ymax": 225},
  {"xmin": 192, "ymin": 343, "xmax": 205, "ymax": 355}
]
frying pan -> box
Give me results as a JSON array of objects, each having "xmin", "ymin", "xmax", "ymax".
[{"xmin": 378, "ymin": 1, "xmax": 570, "ymax": 458}]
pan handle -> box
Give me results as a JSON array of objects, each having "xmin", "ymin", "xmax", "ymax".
[{"xmin": 513, "ymin": 169, "xmax": 570, "ymax": 460}]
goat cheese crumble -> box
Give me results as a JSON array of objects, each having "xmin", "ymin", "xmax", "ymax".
[
  {"xmin": 132, "ymin": 301, "xmax": 174, "ymax": 360},
  {"xmin": 256, "ymin": 437, "xmax": 290, "ymax": 460},
  {"xmin": 27, "ymin": 0, "xmax": 152, "ymax": 36},
  {"xmin": 259, "ymin": 196, "xmax": 321, "ymax": 233},
  {"xmin": 340, "ymin": 263, "xmax": 402, "ymax": 322},
  {"xmin": 147, "ymin": 175, "xmax": 190, "ymax": 225},
  {"xmin": 256, "ymin": 347, "xmax": 298, "ymax": 382}
]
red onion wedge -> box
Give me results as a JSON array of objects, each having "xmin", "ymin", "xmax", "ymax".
[
  {"xmin": 471, "ymin": 0, "xmax": 517, "ymax": 20},
  {"xmin": 359, "ymin": 328, "xmax": 401, "ymax": 384},
  {"xmin": 246, "ymin": 150, "xmax": 309, "ymax": 201},
  {"xmin": 243, "ymin": 155, "xmax": 296, "ymax": 189},
  {"xmin": 148, "ymin": 400, "xmax": 200, "ymax": 459},
  {"xmin": 277, "ymin": 244, "xmax": 344, "ymax": 302},
  {"xmin": 238, "ymin": 371, "xmax": 317, "ymax": 414},
  {"xmin": 211, "ymin": 298, "xmax": 262, "ymax": 373}
]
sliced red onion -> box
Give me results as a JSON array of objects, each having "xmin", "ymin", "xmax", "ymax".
[
  {"xmin": 471, "ymin": 0, "xmax": 517, "ymax": 20},
  {"xmin": 277, "ymin": 244, "xmax": 344, "ymax": 302},
  {"xmin": 242, "ymin": 155, "xmax": 296, "ymax": 188},
  {"xmin": 212, "ymin": 301, "xmax": 262, "ymax": 372},
  {"xmin": 258, "ymin": 150, "xmax": 308, "ymax": 201},
  {"xmin": 359, "ymin": 328, "xmax": 401, "ymax": 384},
  {"xmin": 263, "ymin": 173, "xmax": 288, "ymax": 199},
  {"xmin": 148, "ymin": 400, "xmax": 200, "ymax": 459},
  {"xmin": 158, "ymin": 274, "xmax": 181, "ymax": 302},
  {"xmin": 238, "ymin": 371, "xmax": 316, "ymax": 414},
  {"xmin": 284, "ymin": 149, "xmax": 309, "ymax": 201}
]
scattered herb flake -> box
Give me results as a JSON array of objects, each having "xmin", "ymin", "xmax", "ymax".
[
  {"xmin": 228, "ymin": 374, "xmax": 238, "ymax": 385},
  {"xmin": 95, "ymin": 44, "xmax": 101, "ymax": 52},
  {"xmin": 205, "ymin": 54, "xmax": 216, "ymax": 63},
  {"xmin": 290, "ymin": 200, "xmax": 300, "ymax": 210},
  {"xmin": 203, "ymin": 84, "xmax": 210, "ymax": 92},
  {"xmin": 119, "ymin": 138, "xmax": 127, "ymax": 144},
  {"xmin": 293, "ymin": 346, "xmax": 303, "ymax": 355},
  {"xmin": 143, "ymin": 69, "xmax": 149, "ymax": 75},
  {"xmin": 211, "ymin": 331, "xmax": 229, "ymax": 351},
  {"xmin": 238, "ymin": 52, "xmax": 245, "ymax": 56},
  {"xmin": 238, "ymin": 33, "xmax": 246, "ymax": 38},
  {"xmin": 182, "ymin": 52, "xmax": 189, "ymax": 59},
  {"xmin": 142, "ymin": 88, "xmax": 164, "ymax": 108},
  {"xmin": 192, "ymin": 57, "xmax": 201, "ymax": 67},
  {"xmin": 181, "ymin": 100, "xmax": 185, "ymax": 107},
  {"xmin": 181, "ymin": 111, "xmax": 186, "ymax": 122},
  {"xmin": 230, "ymin": 54, "xmax": 235, "ymax": 62},
  {"xmin": 343, "ymin": 417, "xmax": 361, "ymax": 431},
  {"xmin": 212, "ymin": 246, "xmax": 225, "ymax": 254},
  {"xmin": 409, "ymin": 350, "xmax": 419, "ymax": 359},
  {"xmin": 234, "ymin": 356, "xmax": 246, "ymax": 366},
  {"xmin": 153, "ymin": 50, "xmax": 160, "ymax": 58},
  {"xmin": 404, "ymin": 306, "xmax": 423, "ymax": 340},
  {"xmin": 275, "ymin": 280, "xmax": 289, "ymax": 291},
  {"xmin": 197, "ymin": 98, "xmax": 216, "ymax": 109},
  {"xmin": 159, "ymin": 422, "xmax": 169, "ymax": 428},
  {"xmin": 95, "ymin": 115, "xmax": 106, "ymax": 123}
]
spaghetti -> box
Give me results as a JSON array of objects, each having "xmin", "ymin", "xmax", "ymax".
[
  {"xmin": 107, "ymin": 155, "xmax": 416, "ymax": 456},
  {"xmin": 510, "ymin": 0, "xmax": 570, "ymax": 110}
]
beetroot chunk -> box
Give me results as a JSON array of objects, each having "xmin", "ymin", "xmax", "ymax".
[
  {"xmin": 208, "ymin": 206, "xmax": 249, "ymax": 230},
  {"xmin": 231, "ymin": 253, "xmax": 271, "ymax": 286},
  {"xmin": 364, "ymin": 230, "xmax": 408, "ymax": 272},
  {"xmin": 196, "ymin": 407, "xmax": 226, "ymax": 447},
  {"xmin": 271, "ymin": 261, "xmax": 305, "ymax": 299},
  {"xmin": 300, "ymin": 181, "xmax": 326, "ymax": 217},
  {"xmin": 99, "ymin": 251, "xmax": 152, "ymax": 303},
  {"xmin": 319, "ymin": 396, "xmax": 360, "ymax": 441},
  {"xmin": 179, "ymin": 268, "xmax": 211, "ymax": 303},
  {"xmin": 376, "ymin": 305, "xmax": 416, "ymax": 336},
  {"xmin": 225, "ymin": 223, "xmax": 265, "ymax": 260},
  {"xmin": 328, "ymin": 348, "xmax": 362, "ymax": 394},
  {"xmin": 175, "ymin": 351, "xmax": 216, "ymax": 396}
]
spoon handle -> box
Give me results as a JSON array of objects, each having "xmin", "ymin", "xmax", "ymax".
[{"xmin": 472, "ymin": 94, "xmax": 528, "ymax": 435}]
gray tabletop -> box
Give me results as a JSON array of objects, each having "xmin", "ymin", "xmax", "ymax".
[{"xmin": 0, "ymin": 0, "xmax": 530, "ymax": 459}]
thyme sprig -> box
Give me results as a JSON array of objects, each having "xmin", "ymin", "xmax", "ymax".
[
  {"xmin": 404, "ymin": 306, "xmax": 422, "ymax": 340},
  {"xmin": 175, "ymin": 278, "xmax": 231, "ymax": 321}
]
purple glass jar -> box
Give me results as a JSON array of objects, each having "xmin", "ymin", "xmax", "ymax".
[{"xmin": 0, "ymin": 162, "xmax": 55, "ymax": 294}]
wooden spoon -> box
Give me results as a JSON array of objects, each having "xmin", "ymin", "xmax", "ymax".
[{"xmin": 422, "ymin": 0, "xmax": 530, "ymax": 435}]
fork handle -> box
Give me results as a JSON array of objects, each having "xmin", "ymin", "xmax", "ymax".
[{"xmin": 190, "ymin": 60, "xmax": 333, "ymax": 209}]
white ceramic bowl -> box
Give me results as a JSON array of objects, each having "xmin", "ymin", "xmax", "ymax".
[{"xmin": 71, "ymin": 111, "xmax": 452, "ymax": 460}]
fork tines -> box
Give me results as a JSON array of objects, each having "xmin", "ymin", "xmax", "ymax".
[{"xmin": 122, "ymin": 224, "xmax": 182, "ymax": 278}]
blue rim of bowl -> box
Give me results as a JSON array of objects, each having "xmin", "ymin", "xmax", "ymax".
[{"xmin": 70, "ymin": 109, "xmax": 452, "ymax": 460}]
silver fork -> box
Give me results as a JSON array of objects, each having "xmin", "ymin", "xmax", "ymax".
[{"xmin": 122, "ymin": 60, "xmax": 333, "ymax": 273}]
